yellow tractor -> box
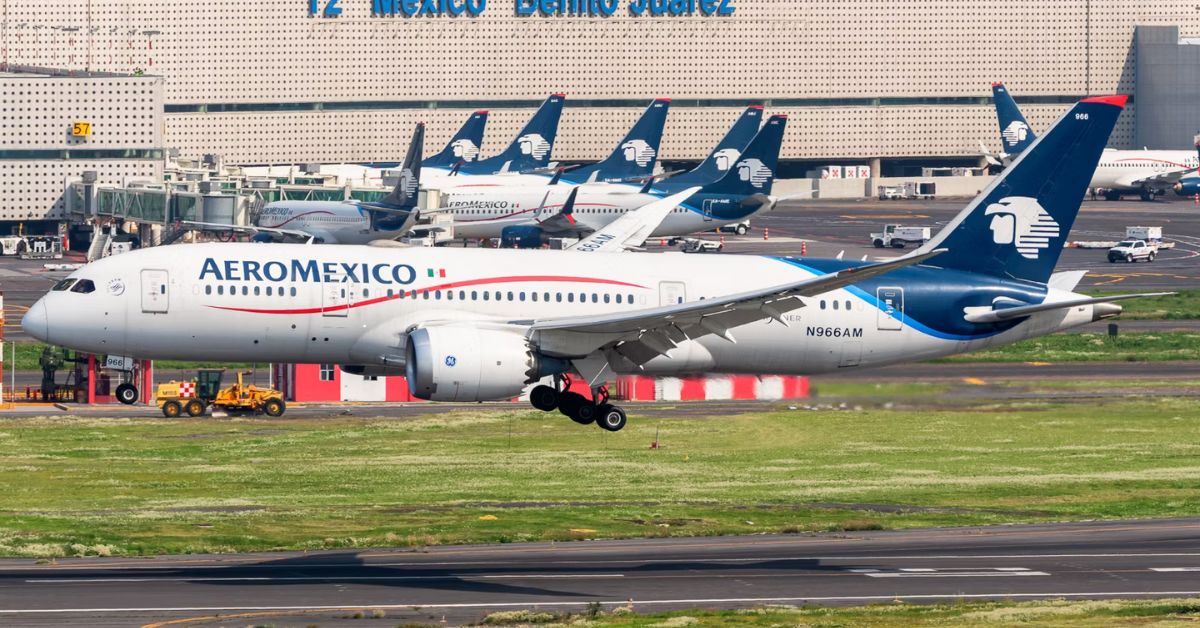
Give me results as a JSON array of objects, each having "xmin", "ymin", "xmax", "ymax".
[{"xmin": 155, "ymin": 369, "xmax": 286, "ymax": 418}]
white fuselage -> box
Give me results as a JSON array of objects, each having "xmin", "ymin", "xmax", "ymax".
[
  {"xmin": 254, "ymin": 201, "xmax": 389, "ymax": 245},
  {"xmin": 1091, "ymin": 149, "xmax": 1199, "ymax": 190},
  {"xmin": 25, "ymin": 243, "xmax": 1101, "ymax": 384}
]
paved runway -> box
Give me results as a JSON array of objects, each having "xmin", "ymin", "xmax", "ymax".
[{"xmin": 0, "ymin": 519, "xmax": 1197, "ymax": 626}]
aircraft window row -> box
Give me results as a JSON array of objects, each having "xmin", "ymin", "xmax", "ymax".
[
  {"xmin": 818, "ymin": 299, "xmax": 854, "ymax": 311},
  {"xmin": 204, "ymin": 284, "xmax": 298, "ymax": 297},
  {"xmin": 378, "ymin": 288, "xmax": 635, "ymax": 304}
]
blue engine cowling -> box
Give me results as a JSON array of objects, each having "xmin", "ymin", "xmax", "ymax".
[
  {"xmin": 1174, "ymin": 178, "xmax": 1200, "ymax": 197},
  {"xmin": 500, "ymin": 225, "xmax": 546, "ymax": 249}
]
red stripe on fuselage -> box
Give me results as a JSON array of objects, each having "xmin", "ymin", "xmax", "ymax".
[{"xmin": 206, "ymin": 275, "xmax": 648, "ymax": 315}]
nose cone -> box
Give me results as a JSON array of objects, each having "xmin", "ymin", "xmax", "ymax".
[{"xmin": 22, "ymin": 299, "xmax": 49, "ymax": 343}]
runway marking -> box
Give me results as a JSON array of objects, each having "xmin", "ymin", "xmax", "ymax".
[
  {"xmin": 865, "ymin": 569, "xmax": 1049, "ymax": 578},
  {"xmin": 1150, "ymin": 567, "xmax": 1200, "ymax": 572},
  {"xmin": 25, "ymin": 573, "xmax": 625, "ymax": 584},
  {"xmin": 4, "ymin": 591, "xmax": 1200, "ymax": 617}
]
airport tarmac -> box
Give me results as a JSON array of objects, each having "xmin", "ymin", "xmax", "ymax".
[{"xmin": 0, "ymin": 518, "xmax": 1196, "ymax": 626}]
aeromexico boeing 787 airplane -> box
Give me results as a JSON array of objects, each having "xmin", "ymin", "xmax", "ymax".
[{"xmin": 25, "ymin": 96, "xmax": 1162, "ymax": 431}]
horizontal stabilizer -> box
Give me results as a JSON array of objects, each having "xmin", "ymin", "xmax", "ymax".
[{"xmin": 963, "ymin": 292, "xmax": 1173, "ymax": 324}]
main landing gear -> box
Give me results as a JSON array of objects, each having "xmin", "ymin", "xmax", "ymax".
[{"xmin": 529, "ymin": 376, "xmax": 627, "ymax": 432}]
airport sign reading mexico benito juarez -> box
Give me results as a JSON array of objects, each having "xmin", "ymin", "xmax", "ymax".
[{"xmin": 309, "ymin": 0, "xmax": 733, "ymax": 18}]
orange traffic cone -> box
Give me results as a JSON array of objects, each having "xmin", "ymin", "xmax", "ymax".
[
  {"xmin": 801, "ymin": 241, "xmax": 807, "ymax": 256},
  {"xmin": 763, "ymin": 227, "xmax": 769, "ymax": 241}
]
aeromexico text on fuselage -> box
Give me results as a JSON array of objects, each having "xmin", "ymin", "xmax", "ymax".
[{"xmin": 199, "ymin": 258, "xmax": 423, "ymax": 285}]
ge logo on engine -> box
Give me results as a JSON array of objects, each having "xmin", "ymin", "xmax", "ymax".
[{"xmin": 444, "ymin": 355, "xmax": 457, "ymax": 367}]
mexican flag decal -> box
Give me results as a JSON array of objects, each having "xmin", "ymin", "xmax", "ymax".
[{"xmin": 427, "ymin": 268, "xmax": 446, "ymax": 278}]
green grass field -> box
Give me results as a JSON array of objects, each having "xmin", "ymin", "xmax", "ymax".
[
  {"xmin": 943, "ymin": 331, "xmax": 1200, "ymax": 362},
  {"xmin": 0, "ymin": 396, "xmax": 1197, "ymax": 558},
  {"xmin": 477, "ymin": 598, "xmax": 1200, "ymax": 626},
  {"xmin": 1099, "ymin": 289, "xmax": 1200, "ymax": 320}
]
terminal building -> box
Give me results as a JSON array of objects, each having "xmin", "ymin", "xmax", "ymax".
[{"xmin": 3, "ymin": 1, "xmax": 1200, "ymax": 228}]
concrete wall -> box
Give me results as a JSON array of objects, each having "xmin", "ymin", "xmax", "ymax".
[
  {"xmin": 1135, "ymin": 25, "xmax": 1200, "ymax": 150},
  {"xmin": 774, "ymin": 175, "xmax": 992, "ymax": 200}
]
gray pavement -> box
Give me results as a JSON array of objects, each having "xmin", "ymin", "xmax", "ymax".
[{"xmin": 0, "ymin": 518, "xmax": 1197, "ymax": 626}]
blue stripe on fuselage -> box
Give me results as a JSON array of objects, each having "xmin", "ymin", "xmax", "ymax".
[{"xmin": 772, "ymin": 257, "xmax": 1046, "ymax": 341}]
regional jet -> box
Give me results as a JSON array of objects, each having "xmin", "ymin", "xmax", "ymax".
[{"xmin": 25, "ymin": 95, "xmax": 1165, "ymax": 432}]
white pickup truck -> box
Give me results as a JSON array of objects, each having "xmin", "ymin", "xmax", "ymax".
[{"xmin": 1107, "ymin": 239, "xmax": 1157, "ymax": 263}]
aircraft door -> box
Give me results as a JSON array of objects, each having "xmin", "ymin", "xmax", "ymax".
[
  {"xmin": 701, "ymin": 199, "xmax": 717, "ymax": 222},
  {"xmin": 659, "ymin": 281, "xmax": 686, "ymax": 306},
  {"xmin": 876, "ymin": 287, "xmax": 903, "ymax": 330},
  {"xmin": 141, "ymin": 269, "xmax": 169, "ymax": 313},
  {"xmin": 322, "ymin": 273, "xmax": 351, "ymax": 318}
]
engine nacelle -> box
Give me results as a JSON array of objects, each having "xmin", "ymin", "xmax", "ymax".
[
  {"xmin": 1175, "ymin": 179, "xmax": 1200, "ymax": 197},
  {"xmin": 406, "ymin": 326, "xmax": 551, "ymax": 401},
  {"xmin": 500, "ymin": 225, "xmax": 546, "ymax": 249}
]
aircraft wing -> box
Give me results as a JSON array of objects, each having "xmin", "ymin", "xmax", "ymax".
[
  {"xmin": 1112, "ymin": 167, "xmax": 1195, "ymax": 190},
  {"xmin": 180, "ymin": 220, "xmax": 317, "ymax": 243},
  {"xmin": 520, "ymin": 248, "xmax": 946, "ymax": 364},
  {"xmin": 567, "ymin": 187, "xmax": 701, "ymax": 253}
]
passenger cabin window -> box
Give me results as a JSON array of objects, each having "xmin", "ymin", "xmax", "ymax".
[{"xmin": 71, "ymin": 279, "xmax": 96, "ymax": 294}]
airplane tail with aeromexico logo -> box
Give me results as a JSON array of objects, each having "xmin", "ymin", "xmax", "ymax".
[
  {"xmin": 915, "ymin": 96, "xmax": 1127, "ymax": 284},
  {"xmin": 569, "ymin": 98, "xmax": 670, "ymax": 183},
  {"xmin": 465, "ymin": 94, "xmax": 566, "ymax": 175},
  {"xmin": 697, "ymin": 114, "xmax": 786, "ymax": 197},
  {"xmin": 656, "ymin": 106, "xmax": 763, "ymax": 193},
  {"xmin": 423, "ymin": 110, "xmax": 488, "ymax": 169},
  {"xmin": 993, "ymin": 82, "xmax": 1037, "ymax": 155}
]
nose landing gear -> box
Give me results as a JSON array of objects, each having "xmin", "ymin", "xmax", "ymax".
[{"xmin": 529, "ymin": 377, "xmax": 628, "ymax": 431}]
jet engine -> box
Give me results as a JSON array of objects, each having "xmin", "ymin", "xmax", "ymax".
[
  {"xmin": 1174, "ymin": 179, "xmax": 1200, "ymax": 197},
  {"xmin": 499, "ymin": 225, "xmax": 546, "ymax": 249},
  {"xmin": 405, "ymin": 325, "xmax": 563, "ymax": 401}
]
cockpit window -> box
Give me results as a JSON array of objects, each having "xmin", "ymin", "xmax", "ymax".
[
  {"xmin": 52, "ymin": 278, "xmax": 78, "ymax": 291},
  {"xmin": 70, "ymin": 279, "xmax": 96, "ymax": 294}
]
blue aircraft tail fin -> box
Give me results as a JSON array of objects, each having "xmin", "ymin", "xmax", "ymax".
[
  {"xmin": 423, "ymin": 110, "xmax": 487, "ymax": 169},
  {"xmin": 917, "ymin": 96, "xmax": 1127, "ymax": 285},
  {"xmin": 378, "ymin": 123, "xmax": 423, "ymax": 209},
  {"xmin": 698, "ymin": 114, "xmax": 786, "ymax": 197},
  {"xmin": 993, "ymin": 83, "xmax": 1037, "ymax": 154},
  {"xmin": 467, "ymin": 94, "xmax": 566, "ymax": 174},
  {"xmin": 569, "ymin": 98, "xmax": 670, "ymax": 183},
  {"xmin": 658, "ymin": 106, "xmax": 763, "ymax": 193}
]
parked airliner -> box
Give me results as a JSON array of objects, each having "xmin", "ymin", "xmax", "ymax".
[
  {"xmin": 438, "ymin": 114, "xmax": 787, "ymax": 246},
  {"xmin": 989, "ymin": 83, "xmax": 1198, "ymax": 200},
  {"xmin": 25, "ymin": 96, "xmax": 1161, "ymax": 431}
]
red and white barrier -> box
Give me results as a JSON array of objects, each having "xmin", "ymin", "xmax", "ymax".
[
  {"xmin": 616, "ymin": 375, "xmax": 809, "ymax": 401},
  {"xmin": 279, "ymin": 365, "xmax": 808, "ymax": 403}
]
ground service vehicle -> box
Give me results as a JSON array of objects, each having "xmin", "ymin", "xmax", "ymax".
[
  {"xmin": 1108, "ymin": 239, "xmax": 1156, "ymax": 263},
  {"xmin": 717, "ymin": 221, "xmax": 751, "ymax": 235},
  {"xmin": 155, "ymin": 369, "xmax": 285, "ymax": 417},
  {"xmin": 680, "ymin": 238, "xmax": 724, "ymax": 253},
  {"xmin": 872, "ymin": 224, "xmax": 931, "ymax": 248}
]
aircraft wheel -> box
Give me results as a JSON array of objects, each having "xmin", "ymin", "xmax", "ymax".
[
  {"xmin": 263, "ymin": 398, "xmax": 286, "ymax": 417},
  {"xmin": 557, "ymin": 392, "xmax": 586, "ymax": 419},
  {"xmin": 529, "ymin": 385, "xmax": 559, "ymax": 412},
  {"xmin": 571, "ymin": 402, "xmax": 598, "ymax": 426},
  {"xmin": 162, "ymin": 401, "xmax": 182, "ymax": 418},
  {"xmin": 1139, "ymin": 189, "xmax": 1154, "ymax": 202},
  {"xmin": 596, "ymin": 405, "xmax": 627, "ymax": 432},
  {"xmin": 184, "ymin": 400, "xmax": 206, "ymax": 417},
  {"xmin": 115, "ymin": 383, "xmax": 138, "ymax": 405}
]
